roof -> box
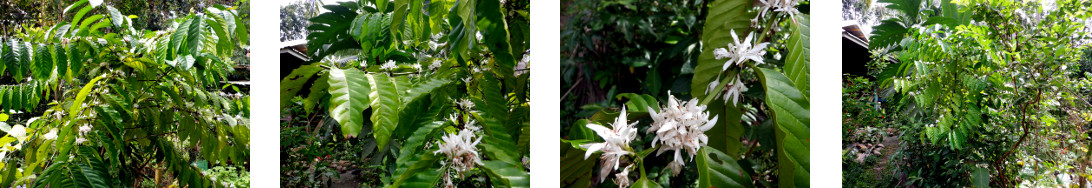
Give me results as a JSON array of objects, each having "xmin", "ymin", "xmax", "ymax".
[
  {"xmin": 280, "ymin": 40, "xmax": 310, "ymax": 62},
  {"xmin": 842, "ymin": 24, "xmax": 869, "ymax": 48}
]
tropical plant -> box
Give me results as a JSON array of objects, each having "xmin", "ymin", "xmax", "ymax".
[
  {"xmin": 855, "ymin": 0, "xmax": 1092, "ymax": 186},
  {"xmin": 279, "ymin": 0, "xmax": 530, "ymax": 187},
  {"xmin": 560, "ymin": 0, "xmax": 810, "ymax": 187},
  {"xmin": 0, "ymin": 0, "xmax": 250, "ymax": 187}
]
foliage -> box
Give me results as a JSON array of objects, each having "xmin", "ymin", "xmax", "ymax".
[
  {"xmin": 279, "ymin": 0, "xmax": 531, "ymax": 187},
  {"xmin": 204, "ymin": 166, "xmax": 251, "ymax": 188},
  {"xmin": 560, "ymin": 0, "xmax": 810, "ymax": 187},
  {"xmin": 842, "ymin": 75, "xmax": 886, "ymax": 142},
  {"xmin": 854, "ymin": 0, "xmax": 1092, "ymax": 186},
  {"xmin": 0, "ymin": 0, "xmax": 250, "ymax": 187},
  {"xmin": 0, "ymin": 0, "xmax": 248, "ymax": 36}
]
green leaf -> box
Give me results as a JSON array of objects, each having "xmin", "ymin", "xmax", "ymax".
[
  {"xmin": 428, "ymin": 0, "xmax": 453, "ymax": 35},
  {"xmin": 327, "ymin": 68, "xmax": 371, "ymax": 137},
  {"xmin": 390, "ymin": 0, "xmax": 410, "ymax": 45},
  {"xmin": 631, "ymin": 177, "xmax": 662, "ymax": 188},
  {"xmin": 972, "ymin": 166, "xmax": 990, "ymax": 188},
  {"xmin": 474, "ymin": 73, "xmax": 520, "ymax": 165},
  {"xmin": 940, "ymin": 0, "xmax": 970, "ymax": 26},
  {"xmin": 447, "ymin": 0, "xmax": 477, "ymax": 60},
  {"xmin": 392, "ymin": 152, "xmax": 443, "ymax": 187},
  {"xmin": 52, "ymin": 44, "xmax": 68, "ymax": 79},
  {"xmin": 67, "ymin": 43, "xmax": 83, "ymax": 77},
  {"xmin": 614, "ymin": 93, "xmax": 660, "ymax": 115},
  {"xmin": 784, "ymin": 15, "xmax": 810, "ymax": 96},
  {"xmin": 184, "ymin": 15, "xmax": 205, "ymax": 55},
  {"xmin": 32, "ymin": 44, "xmax": 52, "ymax": 80},
  {"xmin": 77, "ymin": 14, "xmax": 105, "ymax": 36},
  {"xmin": 366, "ymin": 73, "xmax": 401, "ymax": 149},
  {"xmin": 868, "ymin": 20, "xmax": 908, "ymax": 50},
  {"xmin": 880, "ymin": 0, "xmax": 922, "ymax": 22},
  {"xmin": 74, "ymin": 147, "xmax": 111, "ymax": 188},
  {"xmin": 280, "ymin": 65, "xmax": 323, "ymax": 108},
  {"xmin": 375, "ymin": 0, "xmax": 388, "ymax": 13},
  {"xmin": 476, "ymin": 0, "xmax": 517, "ymax": 78},
  {"xmin": 697, "ymin": 146, "xmax": 753, "ymax": 188},
  {"xmin": 70, "ymin": 75, "xmax": 106, "ymax": 115},
  {"xmin": 392, "ymin": 121, "xmax": 446, "ymax": 187},
  {"xmin": 306, "ymin": 1, "xmax": 361, "ymax": 62},
  {"xmin": 303, "ymin": 73, "xmax": 330, "ymax": 114},
  {"xmin": 400, "ymin": 74, "xmax": 454, "ymax": 106},
  {"xmin": 753, "ymin": 67, "xmax": 810, "ymax": 188},
  {"xmin": 560, "ymin": 140, "xmax": 597, "ymax": 187},
  {"xmin": 480, "ymin": 160, "xmax": 530, "ymax": 188},
  {"xmin": 395, "ymin": 79, "xmax": 453, "ymax": 138},
  {"xmin": 350, "ymin": 13, "xmax": 391, "ymax": 54},
  {"xmin": 105, "ymin": 6, "xmax": 125, "ymax": 28}
]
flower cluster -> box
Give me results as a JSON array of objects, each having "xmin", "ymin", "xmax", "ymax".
[
  {"xmin": 435, "ymin": 129, "xmax": 484, "ymax": 174},
  {"xmin": 582, "ymin": 106, "xmax": 638, "ymax": 183},
  {"xmin": 756, "ymin": 0, "xmax": 802, "ymax": 23},
  {"xmin": 455, "ymin": 98, "xmax": 475, "ymax": 110},
  {"xmin": 710, "ymin": 29, "xmax": 766, "ymax": 106},
  {"xmin": 380, "ymin": 60, "xmax": 398, "ymax": 71},
  {"xmin": 715, "ymin": 29, "xmax": 769, "ymax": 70},
  {"xmin": 76, "ymin": 124, "xmax": 92, "ymax": 145},
  {"xmin": 435, "ymin": 127, "xmax": 482, "ymax": 188},
  {"xmin": 647, "ymin": 94, "xmax": 719, "ymax": 176}
]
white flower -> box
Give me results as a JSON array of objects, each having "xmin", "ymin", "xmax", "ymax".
[
  {"xmin": 581, "ymin": 106, "xmax": 638, "ymax": 182},
  {"xmin": 465, "ymin": 119, "xmax": 481, "ymax": 132},
  {"xmin": 773, "ymin": 0, "xmax": 802, "ymax": 22},
  {"xmin": 461, "ymin": 76, "xmax": 473, "ymax": 83},
  {"xmin": 447, "ymin": 113, "xmax": 459, "ymax": 123},
  {"xmin": 614, "ymin": 164, "xmax": 633, "ymax": 188},
  {"xmin": 705, "ymin": 79, "xmax": 720, "ymax": 96},
  {"xmin": 430, "ymin": 60, "xmax": 443, "ymax": 70},
  {"xmin": 456, "ymin": 98, "xmax": 475, "ymax": 110},
  {"xmin": 380, "ymin": 60, "xmax": 398, "ymax": 71},
  {"xmin": 79, "ymin": 125, "xmax": 92, "ymax": 135},
  {"xmin": 724, "ymin": 76, "xmax": 747, "ymax": 105},
  {"xmin": 89, "ymin": 0, "xmax": 103, "ymax": 7},
  {"xmin": 411, "ymin": 63, "xmax": 422, "ymax": 71},
  {"xmin": 774, "ymin": 52, "xmax": 782, "ymax": 60},
  {"xmin": 756, "ymin": 0, "xmax": 777, "ymax": 19},
  {"xmin": 75, "ymin": 137, "xmax": 88, "ymax": 145},
  {"xmin": 515, "ymin": 53, "xmax": 530, "ymax": 76},
  {"xmin": 717, "ymin": 30, "xmax": 769, "ymax": 71},
  {"xmin": 434, "ymin": 129, "xmax": 483, "ymax": 174},
  {"xmin": 647, "ymin": 93, "xmax": 718, "ymax": 176},
  {"xmin": 43, "ymin": 128, "xmax": 58, "ymax": 140},
  {"xmin": 8, "ymin": 125, "xmax": 26, "ymax": 142}
]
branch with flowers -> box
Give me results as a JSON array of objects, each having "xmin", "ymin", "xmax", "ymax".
[{"xmin": 561, "ymin": 0, "xmax": 808, "ymax": 187}]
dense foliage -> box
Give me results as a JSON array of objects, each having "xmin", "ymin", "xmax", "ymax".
[
  {"xmin": 560, "ymin": 0, "xmax": 810, "ymax": 187},
  {"xmin": 0, "ymin": 0, "xmax": 250, "ymax": 187},
  {"xmin": 279, "ymin": 0, "xmax": 530, "ymax": 187},
  {"xmin": 846, "ymin": 0, "xmax": 1092, "ymax": 186},
  {"xmin": 0, "ymin": 0, "xmax": 249, "ymax": 36}
]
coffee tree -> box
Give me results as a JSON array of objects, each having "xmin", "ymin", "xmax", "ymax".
[
  {"xmin": 861, "ymin": 0, "xmax": 1092, "ymax": 186},
  {"xmin": 0, "ymin": 0, "xmax": 250, "ymax": 187},
  {"xmin": 279, "ymin": 0, "xmax": 530, "ymax": 187}
]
